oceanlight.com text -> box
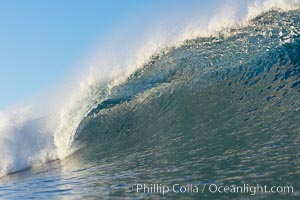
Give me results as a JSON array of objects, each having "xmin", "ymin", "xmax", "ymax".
[{"xmin": 132, "ymin": 183, "xmax": 294, "ymax": 196}]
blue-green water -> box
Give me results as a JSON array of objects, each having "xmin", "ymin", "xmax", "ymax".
[{"xmin": 0, "ymin": 9, "xmax": 300, "ymax": 200}]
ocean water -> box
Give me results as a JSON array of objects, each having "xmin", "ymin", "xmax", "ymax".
[{"xmin": 0, "ymin": 4, "xmax": 300, "ymax": 200}]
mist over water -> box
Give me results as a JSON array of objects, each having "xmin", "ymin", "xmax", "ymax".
[{"xmin": 0, "ymin": 0, "xmax": 299, "ymax": 199}]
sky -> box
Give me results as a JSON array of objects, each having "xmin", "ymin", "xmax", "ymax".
[{"xmin": 0, "ymin": 0, "xmax": 221, "ymax": 109}]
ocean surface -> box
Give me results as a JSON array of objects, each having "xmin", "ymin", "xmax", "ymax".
[{"xmin": 0, "ymin": 6, "xmax": 300, "ymax": 200}]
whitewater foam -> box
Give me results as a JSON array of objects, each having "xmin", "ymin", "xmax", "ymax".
[{"xmin": 0, "ymin": 107, "xmax": 57, "ymax": 177}]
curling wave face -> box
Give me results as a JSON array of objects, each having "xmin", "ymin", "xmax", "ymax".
[{"xmin": 78, "ymin": 9, "xmax": 300, "ymax": 147}]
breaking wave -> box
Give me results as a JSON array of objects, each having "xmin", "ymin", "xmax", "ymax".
[{"xmin": 0, "ymin": 0, "xmax": 299, "ymax": 178}]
